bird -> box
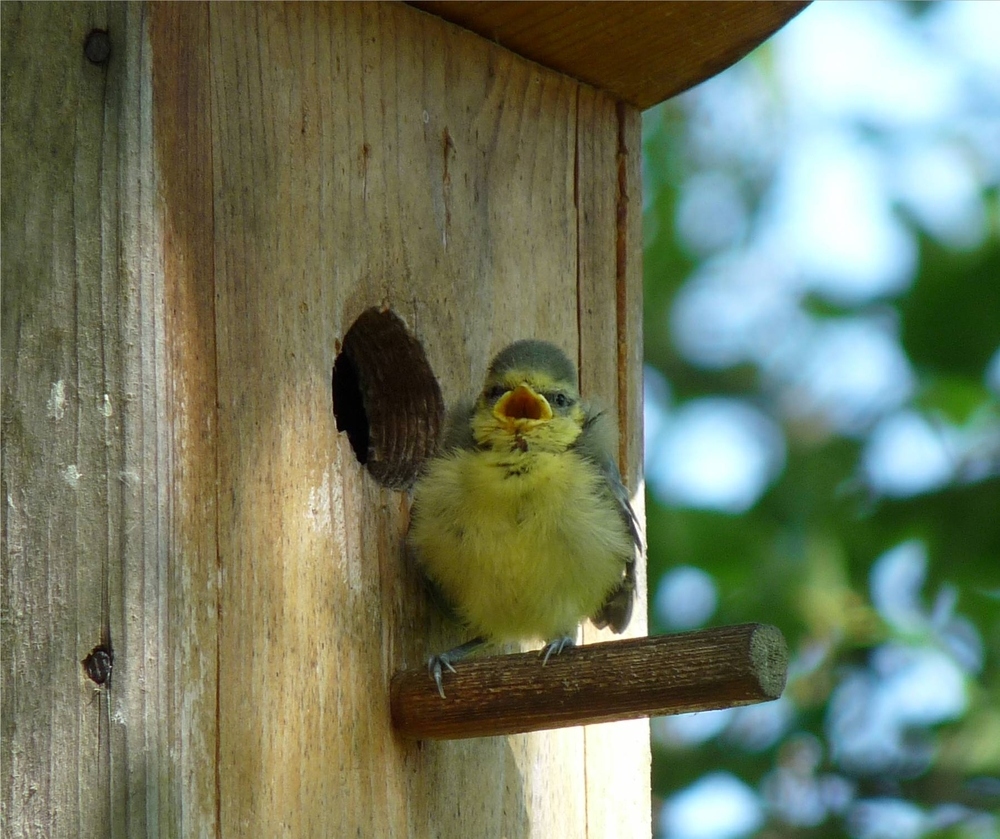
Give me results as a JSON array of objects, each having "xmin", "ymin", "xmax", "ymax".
[{"xmin": 406, "ymin": 339, "xmax": 642, "ymax": 698}]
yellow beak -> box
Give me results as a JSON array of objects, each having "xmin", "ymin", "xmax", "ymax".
[{"xmin": 493, "ymin": 385, "xmax": 553, "ymax": 423}]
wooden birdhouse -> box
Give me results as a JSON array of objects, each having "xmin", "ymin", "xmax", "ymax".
[{"xmin": 2, "ymin": 3, "xmax": 804, "ymax": 837}]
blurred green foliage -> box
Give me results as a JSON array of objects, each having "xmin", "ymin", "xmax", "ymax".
[{"xmin": 642, "ymin": 12, "xmax": 1000, "ymax": 836}]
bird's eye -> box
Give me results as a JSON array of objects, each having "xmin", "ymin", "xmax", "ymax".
[
  {"xmin": 550, "ymin": 392, "xmax": 571, "ymax": 408},
  {"xmin": 484, "ymin": 384, "xmax": 506, "ymax": 402}
]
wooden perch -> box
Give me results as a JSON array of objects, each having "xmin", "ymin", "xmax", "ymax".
[{"xmin": 391, "ymin": 623, "xmax": 788, "ymax": 740}]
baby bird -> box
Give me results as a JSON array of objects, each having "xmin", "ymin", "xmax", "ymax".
[{"xmin": 407, "ymin": 340, "xmax": 641, "ymax": 697}]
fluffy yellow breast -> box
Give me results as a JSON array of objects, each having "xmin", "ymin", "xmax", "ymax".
[{"xmin": 408, "ymin": 446, "xmax": 633, "ymax": 643}]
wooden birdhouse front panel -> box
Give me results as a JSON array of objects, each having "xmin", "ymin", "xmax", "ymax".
[
  {"xmin": 3, "ymin": 2, "xmax": 647, "ymax": 838},
  {"xmin": 192, "ymin": 4, "xmax": 647, "ymax": 836}
]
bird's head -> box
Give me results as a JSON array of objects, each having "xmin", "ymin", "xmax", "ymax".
[{"xmin": 470, "ymin": 340, "xmax": 585, "ymax": 453}]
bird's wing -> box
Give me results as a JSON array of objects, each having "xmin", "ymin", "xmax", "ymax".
[{"xmin": 575, "ymin": 410, "xmax": 642, "ymax": 634}]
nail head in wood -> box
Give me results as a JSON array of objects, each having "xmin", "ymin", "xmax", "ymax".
[
  {"xmin": 82, "ymin": 644, "xmax": 114, "ymax": 686},
  {"xmin": 390, "ymin": 623, "xmax": 788, "ymax": 740},
  {"xmin": 84, "ymin": 29, "xmax": 111, "ymax": 65}
]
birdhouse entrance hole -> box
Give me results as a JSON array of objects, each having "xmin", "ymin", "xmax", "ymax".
[{"xmin": 332, "ymin": 307, "xmax": 444, "ymax": 489}]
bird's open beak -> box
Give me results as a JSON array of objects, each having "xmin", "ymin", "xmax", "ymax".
[{"xmin": 493, "ymin": 385, "xmax": 553, "ymax": 423}]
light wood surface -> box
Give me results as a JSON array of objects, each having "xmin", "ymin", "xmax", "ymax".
[
  {"xmin": 4, "ymin": 3, "xmax": 650, "ymax": 837},
  {"xmin": 2, "ymin": 4, "xmax": 173, "ymax": 837}
]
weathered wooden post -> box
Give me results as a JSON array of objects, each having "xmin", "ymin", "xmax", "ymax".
[{"xmin": 2, "ymin": 4, "xmax": 804, "ymax": 837}]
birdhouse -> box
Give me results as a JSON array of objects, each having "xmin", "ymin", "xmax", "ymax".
[{"xmin": 2, "ymin": 3, "xmax": 803, "ymax": 836}]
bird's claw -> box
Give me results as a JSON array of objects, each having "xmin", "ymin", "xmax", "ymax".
[
  {"xmin": 541, "ymin": 635, "xmax": 576, "ymax": 665},
  {"xmin": 425, "ymin": 637, "xmax": 487, "ymax": 699},
  {"xmin": 427, "ymin": 654, "xmax": 457, "ymax": 699}
]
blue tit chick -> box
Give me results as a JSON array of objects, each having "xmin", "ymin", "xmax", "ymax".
[{"xmin": 407, "ymin": 339, "xmax": 642, "ymax": 697}]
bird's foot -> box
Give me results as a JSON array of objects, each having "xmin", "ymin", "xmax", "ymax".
[
  {"xmin": 541, "ymin": 634, "xmax": 576, "ymax": 665},
  {"xmin": 426, "ymin": 637, "xmax": 486, "ymax": 698},
  {"xmin": 427, "ymin": 654, "xmax": 457, "ymax": 700}
]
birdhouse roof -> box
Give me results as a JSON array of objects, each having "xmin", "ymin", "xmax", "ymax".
[{"xmin": 410, "ymin": 1, "xmax": 809, "ymax": 109}]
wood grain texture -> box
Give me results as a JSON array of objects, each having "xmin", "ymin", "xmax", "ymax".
[
  {"xmin": 149, "ymin": 4, "xmax": 221, "ymax": 836},
  {"xmin": 390, "ymin": 624, "xmax": 788, "ymax": 739},
  {"xmin": 410, "ymin": 1, "xmax": 810, "ymax": 108},
  {"xmin": 2, "ymin": 3, "xmax": 170, "ymax": 837},
  {"xmin": 206, "ymin": 5, "xmax": 597, "ymax": 835},
  {"xmin": 576, "ymin": 95, "xmax": 650, "ymax": 839},
  {"xmin": 4, "ymin": 2, "xmax": 651, "ymax": 837}
]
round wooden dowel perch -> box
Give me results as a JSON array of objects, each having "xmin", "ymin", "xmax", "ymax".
[{"xmin": 391, "ymin": 623, "xmax": 788, "ymax": 740}]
